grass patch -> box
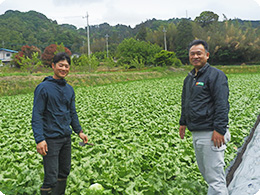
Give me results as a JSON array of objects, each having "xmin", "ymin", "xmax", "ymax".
[
  {"xmin": 0, "ymin": 69, "xmax": 181, "ymax": 97},
  {"xmin": 1, "ymin": 65, "xmax": 259, "ymax": 97},
  {"xmin": 179, "ymin": 64, "xmax": 260, "ymax": 74},
  {"xmin": 215, "ymin": 65, "xmax": 260, "ymax": 74}
]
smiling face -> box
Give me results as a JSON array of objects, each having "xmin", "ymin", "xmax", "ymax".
[
  {"xmin": 189, "ymin": 44, "xmax": 209, "ymax": 72},
  {"xmin": 52, "ymin": 59, "xmax": 70, "ymax": 79}
]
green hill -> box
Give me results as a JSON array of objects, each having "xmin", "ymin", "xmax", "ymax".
[{"xmin": 1, "ymin": 10, "xmax": 260, "ymax": 65}]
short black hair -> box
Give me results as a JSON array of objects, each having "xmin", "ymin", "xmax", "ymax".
[
  {"xmin": 53, "ymin": 52, "xmax": 71, "ymax": 65},
  {"xmin": 188, "ymin": 39, "xmax": 209, "ymax": 52}
]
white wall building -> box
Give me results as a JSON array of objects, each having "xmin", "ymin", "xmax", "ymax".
[{"xmin": 0, "ymin": 48, "xmax": 18, "ymax": 63}]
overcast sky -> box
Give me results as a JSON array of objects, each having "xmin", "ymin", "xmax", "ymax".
[{"xmin": 0, "ymin": 0, "xmax": 260, "ymax": 28}]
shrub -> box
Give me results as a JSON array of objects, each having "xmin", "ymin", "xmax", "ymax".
[
  {"xmin": 17, "ymin": 52, "xmax": 43, "ymax": 73},
  {"xmin": 155, "ymin": 50, "xmax": 182, "ymax": 67},
  {"xmin": 72, "ymin": 54, "xmax": 99, "ymax": 72},
  {"xmin": 103, "ymin": 57, "xmax": 117, "ymax": 71},
  {"xmin": 129, "ymin": 57, "xmax": 145, "ymax": 70}
]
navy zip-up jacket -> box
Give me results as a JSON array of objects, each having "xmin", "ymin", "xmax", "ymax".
[
  {"xmin": 179, "ymin": 63, "xmax": 229, "ymax": 135},
  {"xmin": 32, "ymin": 76, "xmax": 82, "ymax": 144}
]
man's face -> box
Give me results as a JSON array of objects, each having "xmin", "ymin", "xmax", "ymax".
[
  {"xmin": 52, "ymin": 59, "xmax": 70, "ymax": 79},
  {"xmin": 189, "ymin": 44, "xmax": 209, "ymax": 70}
]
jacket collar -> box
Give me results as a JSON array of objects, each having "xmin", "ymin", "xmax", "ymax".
[
  {"xmin": 43, "ymin": 76, "xmax": 67, "ymax": 86},
  {"xmin": 189, "ymin": 63, "xmax": 210, "ymax": 77}
]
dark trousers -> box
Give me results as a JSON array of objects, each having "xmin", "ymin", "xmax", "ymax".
[{"xmin": 41, "ymin": 136, "xmax": 71, "ymax": 189}]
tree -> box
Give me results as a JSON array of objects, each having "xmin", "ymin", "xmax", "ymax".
[
  {"xmin": 166, "ymin": 23, "xmax": 178, "ymax": 51},
  {"xmin": 91, "ymin": 38, "xmax": 106, "ymax": 53},
  {"xmin": 42, "ymin": 43, "xmax": 71, "ymax": 67},
  {"xmin": 146, "ymin": 25, "xmax": 175, "ymax": 51},
  {"xmin": 175, "ymin": 19, "xmax": 194, "ymax": 64},
  {"xmin": 116, "ymin": 38, "xmax": 162, "ymax": 66},
  {"xmin": 195, "ymin": 11, "xmax": 219, "ymax": 27},
  {"xmin": 146, "ymin": 26, "xmax": 163, "ymax": 47},
  {"xmin": 55, "ymin": 42, "xmax": 66, "ymax": 53},
  {"xmin": 14, "ymin": 45, "xmax": 41, "ymax": 68},
  {"xmin": 208, "ymin": 20, "xmax": 260, "ymax": 64},
  {"xmin": 136, "ymin": 24, "xmax": 147, "ymax": 41}
]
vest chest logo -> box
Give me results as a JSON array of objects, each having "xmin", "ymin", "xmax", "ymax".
[{"xmin": 196, "ymin": 82, "xmax": 204, "ymax": 86}]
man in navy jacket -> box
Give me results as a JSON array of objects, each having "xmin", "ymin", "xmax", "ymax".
[
  {"xmin": 32, "ymin": 52, "xmax": 88, "ymax": 195},
  {"xmin": 179, "ymin": 40, "xmax": 230, "ymax": 194}
]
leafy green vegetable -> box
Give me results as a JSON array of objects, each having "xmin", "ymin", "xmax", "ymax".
[{"xmin": 0, "ymin": 73, "xmax": 259, "ymax": 194}]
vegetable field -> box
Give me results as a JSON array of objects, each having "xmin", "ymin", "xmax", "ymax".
[{"xmin": 0, "ymin": 73, "xmax": 260, "ymax": 195}]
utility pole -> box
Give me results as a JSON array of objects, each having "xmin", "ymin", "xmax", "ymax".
[
  {"xmin": 163, "ymin": 27, "xmax": 167, "ymax": 51},
  {"xmin": 105, "ymin": 34, "xmax": 109, "ymax": 58},
  {"xmin": 83, "ymin": 12, "xmax": 91, "ymax": 56},
  {"xmin": 82, "ymin": 40, "xmax": 85, "ymax": 54}
]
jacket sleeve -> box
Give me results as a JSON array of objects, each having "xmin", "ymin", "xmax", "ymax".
[
  {"xmin": 210, "ymin": 70, "xmax": 229, "ymax": 135},
  {"xmin": 70, "ymin": 89, "xmax": 82, "ymax": 134},
  {"xmin": 179, "ymin": 79, "xmax": 187, "ymax": 126},
  {"xmin": 31, "ymin": 85, "xmax": 47, "ymax": 144}
]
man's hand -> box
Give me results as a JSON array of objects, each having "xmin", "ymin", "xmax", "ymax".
[
  {"xmin": 179, "ymin": 125, "xmax": 186, "ymax": 139},
  {"xmin": 36, "ymin": 140, "xmax": 48, "ymax": 156},
  {"xmin": 211, "ymin": 130, "xmax": 225, "ymax": 148},
  {"xmin": 79, "ymin": 132, "xmax": 88, "ymax": 144}
]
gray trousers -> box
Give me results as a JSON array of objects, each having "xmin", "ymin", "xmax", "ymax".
[{"xmin": 192, "ymin": 130, "xmax": 231, "ymax": 195}]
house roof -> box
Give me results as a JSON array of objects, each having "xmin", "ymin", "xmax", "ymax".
[{"xmin": 0, "ymin": 48, "xmax": 18, "ymax": 53}]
